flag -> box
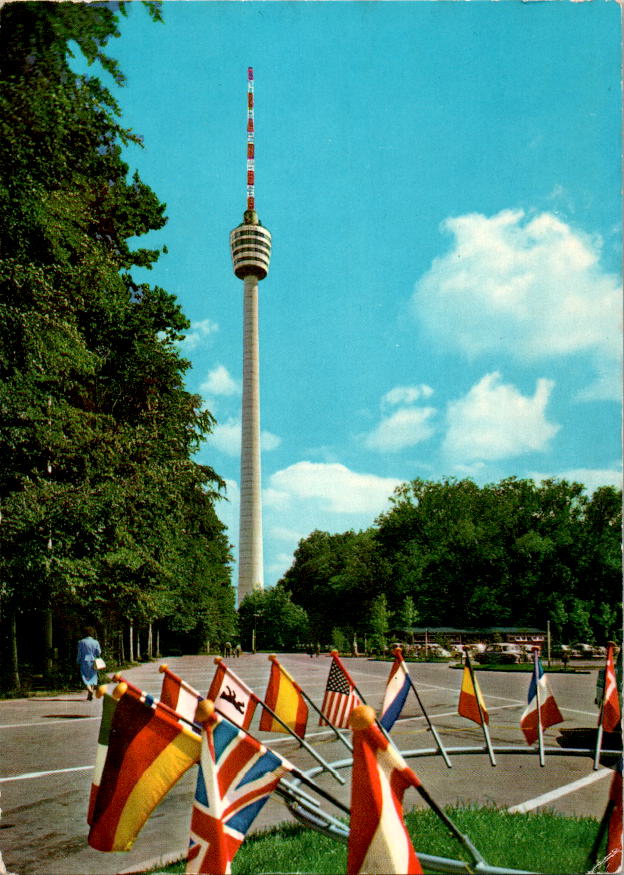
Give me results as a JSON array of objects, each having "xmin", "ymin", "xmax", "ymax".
[
  {"xmin": 87, "ymin": 689, "xmax": 117, "ymax": 825},
  {"xmin": 602, "ymin": 644, "xmax": 621, "ymax": 733},
  {"xmin": 186, "ymin": 700, "xmax": 292, "ymax": 874},
  {"xmin": 606, "ymin": 761, "xmax": 623, "ymax": 873},
  {"xmin": 159, "ymin": 664, "xmax": 203, "ymax": 726},
  {"xmin": 208, "ymin": 660, "xmax": 259, "ymax": 730},
  {"xmin": 520, "ymin": 656, "xmax": 563, "ymax": 745},
  {"xmin": 458, "ymin": 663, "xmax": 489, "ymax": 726},
  {"xmin": 88, "ymin": 683, "xmax": 200, "ymax": 852},
  {"xmin": 347, "ymin": 705, "xmax": 423, "ymax": 875},
  {"xmin": 380, "ymin": 648, "xmax": 411, "ymax": 731},
  {"xmin": 259, "ymin": 656, "xmax": 308, "ymax": 738},
  {"xmin": 319, "ymin": 653, "xmax": 361, "ymax": 729}
]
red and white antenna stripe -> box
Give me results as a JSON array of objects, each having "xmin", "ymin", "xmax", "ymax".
[{"xmin": 247, "ymin": 66, "xmax": 255, "ymax": 211}]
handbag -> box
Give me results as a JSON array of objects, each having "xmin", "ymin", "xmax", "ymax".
[{"xmin": 95, "ymin": 657, "xmax": 106, "ymax": 671}]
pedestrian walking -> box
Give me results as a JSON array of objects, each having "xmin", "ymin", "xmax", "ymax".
[{"xmin": 77, "ymin": 626, "xmax": 102, "ymax": 701}]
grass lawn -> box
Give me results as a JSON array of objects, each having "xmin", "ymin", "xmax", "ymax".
[{"xmin": 149, "ymin": 805, "xmax": 607, "ymax": 874}]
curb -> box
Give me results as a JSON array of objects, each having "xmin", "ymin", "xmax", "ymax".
[{"xmin": 117, "ymin": 848, "xmax": 186, "ymax": 874}]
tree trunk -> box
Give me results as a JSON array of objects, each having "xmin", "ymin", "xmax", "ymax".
[
  {"xmin": 119, "ymin": 629, "xmax": 125, "ymax": 664},
  {"xmin": 156, "ymin": 626, "xmax": 160, "ymax": 658},
  {"xmin": 147, "ymin": 623, "xmax": 153, "ymax": 659},
  {"xmin": 129, "ymin": 622, "xmax": 134, "ymax": 663},
  {"xmin": 8, "ymin": 610, "xmax": 20, "ymax": 691},
  {"xmin": 136, "ymin": 628, "xmax": 141, "ymax": 661},
  {"xmin": 44, "ymin": 607, "xmax": 54, "ymax": 675}
]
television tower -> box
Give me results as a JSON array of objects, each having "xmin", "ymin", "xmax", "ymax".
[{"xmin": 230, "ymin": 67, "xmax": 271, "ymax": 603}]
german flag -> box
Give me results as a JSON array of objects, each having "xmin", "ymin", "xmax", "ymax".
[
  {"xmin": 259, "ymin": 656, "xmax": 308, "ymax": 738},
  {"xmin": 458, "ymin": 664, "xmax": 489, "ymax": 726},
  {"xmin": 88, "ymin": 684, "xmax": 200, "ymax": 852}
]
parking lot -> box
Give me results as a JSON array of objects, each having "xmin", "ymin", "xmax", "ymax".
[{"xmin": 0, "ymin": 652, "xmax": 615, "ymax": 874}]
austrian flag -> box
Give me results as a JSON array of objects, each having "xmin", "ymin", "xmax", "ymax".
[
  {"xmin": 601, "ymin": 643, "xmax": 621, "ymax": 733},
  {"xmin": 347, "ymin": 705, "xmax": 423, "ymax": 875}
]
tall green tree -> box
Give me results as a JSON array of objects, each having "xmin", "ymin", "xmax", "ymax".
[{"xmin": 0, "ymin": 2, "xmax": 235, "ymax": 687}]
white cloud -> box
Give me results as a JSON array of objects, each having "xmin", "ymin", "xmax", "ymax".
[
  {"xmin": 530, "ymin": 468, "xmax": 622, "ymax": 494},
  {"xmin": 261, "ymin": 431, "xmax": 282, "ymax": 451},
  {"xmin": 381, "ymin": 384, "xmax": 434, "ymax": 409},
  {"xmin": 413, "ymin": 209, "xmax": 621, "ymax": 399},
  {"xmin": 443, "ymin": 372, "xmax": 560, "ymax": 463},
  {"xmin": 265, "ymin": 461, "xmax": 401, "ymax": 514},
  {"xmin": 179, "ymin": 318, "xmax": 219, "ymax": 350},
  {"xmin": 364, "ymin": 406, "xmax": 436, "ymax": 452},
  {"xmin": 199, "ymin": 365, "xmax": 240, "ymax": 397},
  {"xmin": 207, "ymin": 418, "xmax": 281, "ymax": 456}
]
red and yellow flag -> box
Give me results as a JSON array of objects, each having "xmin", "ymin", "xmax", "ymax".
[
  {"xmin": 458, "ymin": 665, "xmax": 489, "ymax": 726},
  {"xmin": 259, "ymin": 656, "xmax": 308, "ymax": 738}
]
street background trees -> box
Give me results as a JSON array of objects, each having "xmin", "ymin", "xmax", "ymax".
[
  {"xmin": 280, "ymin": 478, "xmax": 622, "ymax": 650},
  {"xmin": 0, "ymin": 2, "xmax": 236, "ymax": 690}
]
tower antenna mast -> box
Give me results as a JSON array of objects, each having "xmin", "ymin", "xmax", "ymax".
[
  {"xmin": 247, "ymin": 66, "xmax": 255, "ymax": 212},
  {"xmin": 230, "ymin": 67, "xmax": 272, "ymax": 604}
]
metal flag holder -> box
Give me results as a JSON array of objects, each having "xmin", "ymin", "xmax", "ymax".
[{"xmin": 278, "ymin": 742, "xmax": 622, "ymax": 875}]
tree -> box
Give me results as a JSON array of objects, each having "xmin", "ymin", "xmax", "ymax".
[
  {"xmin": 0, "ymin": 2, "xmax": 235, "ymax": 688},
  {"xmin": 237, "ymin": 586, "xmax": 310, "ymax": 652},
  {"xmin": 282, "ymin": 476, "xmax": 621, "ymax": 647},
  {"xmin": 368, "ymin": 594, "xmax": 391, "ymax": 653}
]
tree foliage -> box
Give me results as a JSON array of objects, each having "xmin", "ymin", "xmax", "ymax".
[
  {"xmin": 0, "ymin": 2, "xmax": 235, "ymax": 686},
  {"xmin": 238, "ymin": 585, "xmax": 310, "ymax": 652},
  {"xmin": 280, "ymin": 478, "xmax": 621, "ymax": 646}
]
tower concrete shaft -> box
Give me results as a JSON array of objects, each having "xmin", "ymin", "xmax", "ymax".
[
  {"xmin": 238, "ymin": 273, "xmax": 263, "ymax": 599},
  {"xmin": 230, "ymin": 213, "xmax": 271, "ymax": 603}
]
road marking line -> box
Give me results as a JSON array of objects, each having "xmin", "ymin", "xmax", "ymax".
[
  {"xmin": 507, "ymin": 768, "xmax": 611, "ymax": 813},
  {"xmin": 0, "ymin": 717, "xmax": 99, "ymax": 730},
  {"xmin": 0, "ymin": 765, "xmax": 93, "ymax": 783}
]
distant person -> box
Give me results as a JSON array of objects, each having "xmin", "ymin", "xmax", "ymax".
[
  {"xmin": 224, "ymin": 641, "xmax": 232, "ymax": 658},
  {"xmin": 77, "ymin": 626, "xmax": 101, "ymax": 701},
  {"xmin": 235, "ymin": 644, "xmax": 241, "ymax": 658}
]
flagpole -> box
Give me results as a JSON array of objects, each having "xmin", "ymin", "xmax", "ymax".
[
  {"xmin": 465, "ymin": 652, "xmax": 496, "ymax": 766},
  {"xmin": 270, "ymin": 655, "xmax": 353, "ymax": 753},
  {"xmin": 533, "ymin": 649, "xmax": 545, "ymax": 767},
  {"xmin": 216, "ymin": 659, "xmax": 346, "ymax": 785},
  {"xmin": 594, "ymin": 704, "xmax": 605, "ymax": 771},
  {"xmin": 397, "ymin": 649, "xmax": 452, "ymax": 768}
]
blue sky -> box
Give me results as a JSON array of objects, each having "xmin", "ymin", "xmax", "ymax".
[{"xmin": 94, "ymin": 1, "xmax": 621, "ymax": 589}]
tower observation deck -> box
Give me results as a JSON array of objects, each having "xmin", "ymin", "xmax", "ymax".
[{"xmin": 230, "ymin": 69, "xmax": 271, "ymax": 604}]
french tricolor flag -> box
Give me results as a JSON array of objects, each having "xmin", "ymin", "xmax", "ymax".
[
  {"xmin": 380, "ymin": 649, "xmax": 411, "ymax": 731},
  {"xmin": 520, "ymin": 653, "xmax": 563, "ymax": 745}
]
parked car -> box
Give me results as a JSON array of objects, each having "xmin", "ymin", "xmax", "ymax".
[
  {"xmin": 571, "ymin": 642, "xmax": 595, "ymax": 658},
  {"xmin": 422, "ymin": 643, "xmax": 451, "ymax": 658},
  {"xmin": 475, "ymin": 642, "xmax": 523, "ymax": 664}
]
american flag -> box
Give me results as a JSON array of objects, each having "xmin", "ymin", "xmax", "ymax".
[
  {"xmin": 319, "ymin": 655, "xmax": 361, "ymax": 729},
  {"xmin": 186, "ymin": 709, "xmax": 292, "ymax": 874}
]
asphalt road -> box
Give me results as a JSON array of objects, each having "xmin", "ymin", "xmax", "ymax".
[{"xmin": 0, "ymin": 653, "xmax": 613, "ymax": 875}]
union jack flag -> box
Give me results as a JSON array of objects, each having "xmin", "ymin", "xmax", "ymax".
[
  {"xmin": 186, "ymin": 707, "xmax": 292, "ymax": 874},
  {"xmin": 319, "ymin": 654, "xmax": 361, "ymax": 729}
]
